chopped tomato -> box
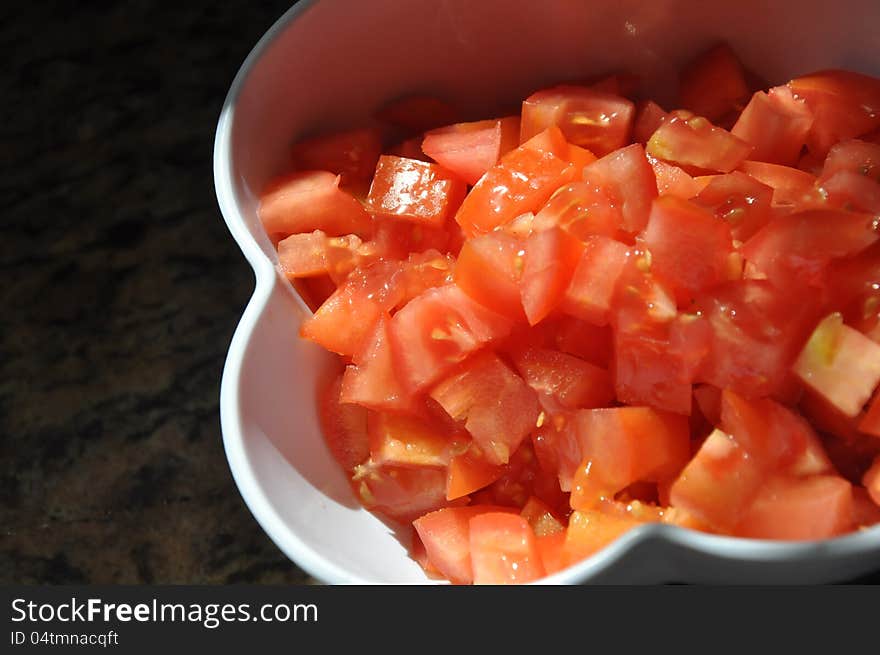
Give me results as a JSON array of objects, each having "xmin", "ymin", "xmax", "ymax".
[
  {"xmin": 366, "ymin": 155, "xmax": 467, "ymax": 227},
  {"xmin": 858, "ymin": 392, "xmax": 880, "ymax": 438},
  {"xmin": 430, "ymin": 350, "xmax": 539, "ymax": 465},
  {"xmin": 318, "ymin": 374, "xmax": 370, "ymax": 472},
  {"xmin": 679, "ymin": 43, "xmax": 750, "ymax": 123},
  {"xmin": 413, "ymin": 505, "xmax": 514, "ymax": 584},
  {"xmin": 553, "ymin": 317, "xmax": 614, "ymax": 368},
  {"xmin": 520, "ymin": 496, "xmax": 565, "ymax": 536},
  {"xmin": 536, "ymin": 531, "xmax": 567, "ymax": 574},
  {"xmin": 389, "ymin": 284, "xmax": 512, "ymax": 391},
  {"xmin": 570, "ymin": 406, "xmax": 690, "ymax": 509},
  {"xmin": 353, "ymin": 461, "xmax": 449, "ymax": 524},
  {"xmin": 693, "ymin": 171, "xmax": 774, "ymax": 241},
  {"xmin": 820, "ymin": 138, "xmax": 880, "ymax": 182},
  {"xmin": 640, "ymin": 196, "xmax": 734, "ymax": 304},
  {"xmin": 510, "ymin": 347, "xmax": 613, "ymax": 410},
  {"xmin": 520, "ymin": 226, "xmax": 584, "ymax": 325},
  {"xmin": 633, "ymin": 100, "xmax": 670, "ymax": 144},
  {"xmin": 521, "ymin": 85, "xmax": 635, "ymax": 156},
  {"xmin": 649, "ymin": 156, "xmax": 706, "ymax": 199},
  {"xmin": 277, "ymin": 231, "xmax": 362, "ymax": 279},
  {"xmin": 446, "ymin": 446, "xmax": 504, "ymax": 500},
  {"xmin": 454, "ymin": 231, "xmax": 526, "ymax": 320},
  {"xmin": 562, "ymin": 509, "xmax": 642, "ymax": 567},
  {"xmin": 693, "ymin": 384, "xmax": 722, "ymax": 426},
  {"xmin": 469, "ymin": 513, "xmax": 545, "ymax": 584},
  {"xmin": 531, "ymin": 182, "xmax": 621, "ymax": 240},
  {"xmin": 852, "ymin": 486, "xmax": 880, "ymax": 527},
  {"xmin": 421, "ymin": 117, "xmax": 521, "ymax": 185},
  {"xmin": 734, "ymin": 475, "xmax": 854, "ymax": 540},
  {"xmin": 455, "ymin": 127, "xmax": 577, "ymax": 235},
  {"xmin": 862, "ymin": 457, "xmax": 880, "ymax": 507},
  {"xmin": 731, "ymin": 86, "xmax": 813, "ymax": 166},
  {"xmin": 737, "ymin": 160, "xmax": 816, "ymax": 206},
  {"xmin": 367, "ymin": 411, "xmax": 466, "ymax": 468},
  {"xmin": 793, "ymin": 313, "xmax": 880, "ymax": 417},
  {"xmin": 290, "ymin": 127, "xmax": 383, "ymax": 189},
  {"xmin": 647, "ymin": 115, "xmax": 753, "ymax": 173},
  {"xmin": 561, "ymin": 236, "xmax": 630, "ymax": 326},
  {"xmin": 259, "ymin": 171, "xmax": 372, "ymax": 238}
]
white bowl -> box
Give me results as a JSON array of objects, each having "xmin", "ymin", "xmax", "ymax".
[{"xmin": 214, "ymin": 0, "xmax": 880, "ymax": 583}]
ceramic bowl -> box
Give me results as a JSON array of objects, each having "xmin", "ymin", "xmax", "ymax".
[{"xmin": 214, "ymin": 0, "xmax": 880, "ymax": 583}]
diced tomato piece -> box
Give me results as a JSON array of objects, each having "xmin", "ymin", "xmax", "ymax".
[
  {"xmin": 562, "ymin": 236, "xmax": 630, "ymax": 326},
  {"xmin": 859, "ymin": 392, "xmax": 880, "ymax": 438},
  {"xmin": 789, "ymin": 70, "xmax": 880, "ymax": 156},
  {"xmin": 389, "ymin": 137, "xmax": 432, "ymax": 162},
  {"xmin": 510, "ymin": 347, "xmax": 613, "ymax": 410},
  {"xmin": 553, "ymin": 317, "xmax": 614, "ymax": 368},
  {"xmin": 647, "ymin": 115, "xmax": 753, "ymax": 173},
  {"xmin": 649, "ymin": 156, "xmax": 706, "ymax": 199},
  {"xmin": 413, "ymin": 505, "xmax": 515, "ymax": 584},
  {"xmin": 455, "ymin": 128, "xmax": 577, "ymax": 235},
  {"xmin": 531, "ymin": 412, "xmax": 581, "ymax": 493},
  {"xmin": 259, "ymin": 171, "xmax": 372, "ymax": 238},
  {"xmin": 393, "ymin": 250, "xmax": 456, "ymax": 307},
  {"xmin": 536, "ymin": 531, "xmax": 567, "ymax": 575},
  {"xmin": 565, "ymin": 143, "xmax": 599, "ymax": 171},
  {"xmin": 570, "ymin": 407, "xmax": 690, "ymax": 509},
  {"xmin": 817, "ymin": 170, "xmax": 880, "ymax": 214},
  {"xmin": 389, "ymin": 284, "xmax": 512, "ymax": 392},
  {"xmin": 370, "ymin": 218, "xmax": 453, "ymax": 260},
  {"xmin": 731, "ymin": 86, "xmax": 813, "ymax": 166},
  {"xmin": 679, "ymin": 43, "xmax": 750, "ymax": 123},
  {"xmin": 737, "ymin": 160, "xmax": 816, "ymax": 206},
  {"xmin": 421, "ymin": 117, "xmax": 521, "ymax": 185},
  {"xmin": 353, "ymin": 462, "xmax": 449, "ymax": 523},
  {"xmin": 277, "ymin": 231, "xmax": 361, "ymax": 279},
  {"xmin": 793, "ymin": 313, "xmax": 880, "ymax": 418},
  {"xmin": 376, "ymin": 94, "xmax": 459, "ymax": 132},
  {"xmin": 820, "ymin": 139, "xmax": 880, "ymax": 183},
  {"xmin": 292, "ymin": 275, "xmax": 337, "ymax": 312},
  {"xmin": 520, "ymin": 226, "xmax": 584, "ymax": 325},
  {"xmin": 640, "ymin": 196, "xmax": 734, "ymax": 304},
  {"xmin": 579, "ymin": 143, "xmax": 658, "ymax": 234},
  {"xmin": 787, "ymin": 425, "xmax": 835, "ymax": 478},
  {"xmin": 367, "ymin": 411, "xmax": 466, "ymax": 468},
  {"xmin": 521, "ymin": 85, "xmax": 635, "ymax": 156},
  {"xmin": 478, "ymin": 440, "xmax": 568, "ymax": 511},
  {"xmin": 669, "ymin": 428, "xmax": 767, "ymax": 530},
  {"xmin": 532, "ymin": 182, "xmax": 622, "ymax": 240},
  {"xmin": 446, "ymin": 447, "xmax": 505, "ymax": 500},
  {"xmin": 852, "ymin": 486, "xmax": 880, "ymax": 527},
  {"xmin": 301, "ymin": 261, "xmax": 404, "ymax": 357},
  {"xmin": 562, "ymin": 509, "xmax": 642, "ymax": 567},
  {"xmin": 865, "ymin": 461, "xmax": 880, "ymax": 505},
  {"xmin": 290, "ymin": 127, "xmax": 383, "ymax": 188},
  {"xmin": 318, "ymin": 374, "xmax": 370, "ymax": 472},
  {"xmin": 734, "ymin": 475, "xmax": 854, "ymax": 540},
  {"xmin": 743, "ymin": 209, "xmax": 879, "ymax": 292},
  {"xmin": 633, "ymin": 100, "xmax": 670, "ymax": 144},
  {"xmin": 454, "ymin": 231, "xmax": 525, "ymax": 320},
  {"xmin": 719, "ymin": 390, "xmax": 813, "ymax": 467},
  {"xmin": 340, "ymin": 314, "xmax": 417, "ymax": 412},
  {"xmin": 469, "ymin": 513, "xmax": 545, "ymax": 584},
  {"xmin": 365, "ymin": 156, "xmax": 467, "ymax": 227},
  {"xmin": 430, "ymin": 351, "xmax": 539, "ymax": 465},
  {"xmin": 521, "ymin": 496, "xmax": 565, "ymax": 537},
  {"xmin": 693, "ymin": 171, "xmax": 774, "ymax": 242}
]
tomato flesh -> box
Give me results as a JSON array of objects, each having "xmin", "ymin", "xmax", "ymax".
[{"xmin": 421, "ymin": 117, "xmax": 520, "ymax": 185}]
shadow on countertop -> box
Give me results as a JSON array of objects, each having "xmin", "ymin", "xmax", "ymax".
[
  {"xmin": 1, "ymin": 0, "xmax": 312, "ymax": 584},
  {"xmin": 2, "ymin": 0, "xmax": 878, "ymax": 586}
]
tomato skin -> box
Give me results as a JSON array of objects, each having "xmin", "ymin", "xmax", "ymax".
[
  {"xmin": 421, "ymin": 117, "xmax": 520, "ymax": 185},
  {"xmin": 731, "ymin": 86, "xmax": 813, "ymax": 166},
  {"xmin": 413, "ymin": 505, "xmax": 515, "ymax": 584},
  {"xmin": 647, "ymin": 115, "xmax": 753, "ymax": 174},
  {"xmin": 679, "ymin": 43, "xmax": 750, "ymax": 123},
  {"xmin": 521, "ymin": 85, "xmax": 635, "ymax": 156},
  {"xmin": 733, "ymin": 475, "xmax": 854, "ymax": 540},
  {"xmin": 562, "ymin": 236, "xmax": 630, "ymax": 326},
  {"xmin": 455, "ymin": 128, "xmax": 577, "ymax": 236},
  {"xmin": 454, "ymin": 231, "xmax": 525, "ymax": 321},
  {"xmin": 366, "ymin": 155, "xmax": 467, "ymax": 227},
  {"xmin": 290, "ymin": 127, "xmax": 383, "ymax": 189},
  {"xmin": 640, "ymin": 196, "xmax": 734, "ymax": 305},
  {"xmin": 521, "ymin": 226, "xmax": 584, "ymax": 325},
  {"xmin": 469, "ymin": 513, "xmax": 545, "ymax": 584},
  {"xmin": 430, "ymin": 351, "xmax": 539, "ymax": 465},
  {"xmin": 389, "ymin": 284, "xmax": 512, "ymax": 392},
  {"xmin": 260, "ymin": 171, "xmax": 373, "ymax": 238},
  {"xmin": 633, "ymin": 100, "xmax": 670, "ymax": 144}
]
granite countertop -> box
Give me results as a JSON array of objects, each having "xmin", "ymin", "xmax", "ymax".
[{"xmin": 2, "ymin": 1, "xmax": 878, "ymax": 585}]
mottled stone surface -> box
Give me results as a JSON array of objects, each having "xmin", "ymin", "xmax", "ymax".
[
  {"xmin": 2, "ymin": 0, "xmax": 313, "ymax": 583},
  {"xmin": 2, "ymin": 0, "xmax": 878, "ymax": 586}
]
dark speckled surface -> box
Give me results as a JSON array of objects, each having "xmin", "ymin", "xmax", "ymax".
[
  {"xmin": 2, "ymin": 0, "xmax": 878, "ymax": 585},
  {"xmin": 2, "ymin": 0, "xmax": 312, "ymax": 583}
]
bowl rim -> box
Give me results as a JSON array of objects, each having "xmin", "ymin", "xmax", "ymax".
[{"xmin": 213, "ymin": 0, "xmax": 880, "ymax": 585}]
